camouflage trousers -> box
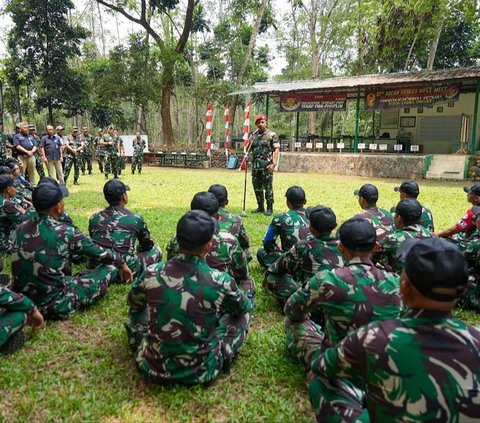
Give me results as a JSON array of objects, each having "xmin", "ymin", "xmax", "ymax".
[
  {"xmin": 104, "ymin": 153, "xmax": 119, "ymax": 178},
  {"xmin": 97, "ymin": 152, "xmax": 105, "ymax": 173},
  {"xmin": 252, "ymin": 169, "xmax": 274, "ymax": 209},
  {"xmin": 457, "ymin": 277, "xmax": 480, "ymax": 312},
  {"xmin": 0, "ymin": 310, "xmax": 26, "ymax": 348},
  {"xmin": 309, "ymin": 373, "xmax": 368, "ymax": 423},
  {"xmin": 125, "ymin": 247, "xmax": 163, "ymax": 284},
  {"xmin": 125, "ymin": 310, "xmax": 251, "ymax": 385},
  {"xmin": 257, "ymin": 245, "xmax": 282, "ymax": 269},
  {"xmin": 35, "ymin": 154, "xmax": 45, "ymax": 179},
  {"xmin": 64, "ymin": 156, "xmax": 81, "ymax": 184},
  {"xmin": 38, "ymin": 264, "xmax": 117, "ymax": 319},
  {"xmin": 284, "ymin": 317, "xmax": 325, "ymax": 368},
  {"xmin": 265, "ymin": 272, "xmax": 300, "ymax": 303},
  {"xmin": 81, "ymin": 152, "xmax": 93, "ymax": 175},
  {"xmin": 131, "ymin": 156, "xmax": 143, "ymax": 174}
]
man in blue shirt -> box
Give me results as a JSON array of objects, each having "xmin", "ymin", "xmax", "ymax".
[
  {"xmin": 13, "ymin": 122, "xmax": 37, "ymax": 184},
  {"xmin": 40, "ymin": 125, "xmax": 64, "ymax": 184}
]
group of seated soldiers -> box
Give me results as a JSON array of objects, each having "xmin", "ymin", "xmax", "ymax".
[{"xmin": 0, "ymin": 168, "xmax": 479, "ymax": 421}]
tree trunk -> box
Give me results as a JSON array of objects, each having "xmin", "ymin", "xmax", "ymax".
[
  {"xmin": 161, "ymin": 67, "xmax": 174, "ymax": 147},
  {"xmin": 15, "ymin": 85, "xmax": 22, "ymax": 121},
  {"xmin": 426, "ymin": 12, "xmax": 446, "ymax": 70}
]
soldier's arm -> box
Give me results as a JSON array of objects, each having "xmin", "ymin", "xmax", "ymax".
[
  {"xmin": 270, "ymin": 243, "xmax": 302, "ymax": 276},
  {"xmin": 0, "ymin": 285, "xmax": 36, "ymax": 312},
  {"xmin": 136, "ymin": 217, "xmax": 156, "ymax": 253},
  {"xmin": 230, "ymin": 239, "xmax": 250, "ymax": 284},
  {"xmin": 218, "ymin": 271, "xmax": 252, "ymax": 316},
  {"xmin": 166, "ymin": 237, "xmax": 178, "ymax": 261},
  {"xmin": 262, "ymin": 217, "xmax": 281, "ymax": 252},
  {"xmin": 127, "ymin": 264, "xmax": 157, "ymax": 309},
  {"xmin": 4, "ymin": 200, "xmax": 26, "ymax": 225}
]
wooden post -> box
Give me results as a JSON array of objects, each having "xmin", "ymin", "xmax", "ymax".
[
  {"xmin": 354, "ymin": 89, "xmax": 360, "ymax": 153},
  {"xmin": 470, "ymin": 79, "xmax": 480, "ymax": 155}
]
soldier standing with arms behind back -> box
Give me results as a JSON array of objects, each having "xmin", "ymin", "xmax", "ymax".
[
  {"xmin": 249, "ymin": 114, "xmax": 280, "ymax": 216},
  {"xmin": 131, "ymin": 133, "xmax": 145, "ymax": 175},
  {"xmin": 80, "ymin": 127, "xmax": 94, "ymax": 175}
]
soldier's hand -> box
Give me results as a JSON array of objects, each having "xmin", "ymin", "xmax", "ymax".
[
  {"xmin": 119, "ymin": 263, "xmax": 133, "ymax": 284},
  {"xmin": 266, "ymin": 164, "xmax": 275, "ymax": 173},
  {"xmin": 27, "ymin": 308, "xmax": 44, "ymax": 329}
]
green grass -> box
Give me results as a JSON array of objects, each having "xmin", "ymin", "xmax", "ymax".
[{"xmin": 0, "ymin": 166, "xmax": 478, "ymax": 421}]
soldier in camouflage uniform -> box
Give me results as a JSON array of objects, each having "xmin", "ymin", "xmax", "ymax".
[
  {"xmin": 114, "ymin": 129, "xmax": 125, "ymax": 176},
  {"xmin": 11, "ymin": 178, "xmax": 133, "ymax": 319},
  {"xmin": 249, "ymin": 114, "xmax": 280, "ymax": 216},
  {"xmin": 80, "ymin": 127, "xmax": 94, "ymax": 175},
  {"xmin": 89, "ymin": 180, "xmax": 162, "ymax": 284},
  {"xmin": 208, "ymin": 184, "xmax": 251, "ymax": 260},
  {"xmin": 64, "ymin": 127, "xmax": 84, "ymax": 186},
  {"xmin": 5, "ymin": 160, "xmax": 33, "ymax": 210},
  {"xmin": 257, "ymin": 186, "xmax": 310, "ymax": 269},
  {"xmin": 437, "ymin": 184, "xmax": 480, "ymax": 243},
  {"xmin": 0, "ymin": 128, "xmax": 8, "ymax": 166},
  {"xmin": 0, "ymin": 283, "xmax": 43, "ymax": 354},
  {"xmin": 167, "ymin": 192, "xmax": 254, "ymax": 293},
  {"xmin": 380, "ymin": 199, "xmax": 433, "ymax": 272},
  {"xmin": 29, "ymin": 125, "xmax": 45, "ymax": 180},
  {"xmin": 284, "ymin": 217, "xmax": 402, "ymax": 367},
  {"xmin": 94, "ymin": 128, "xmax": 105, "ymax": 173},
  {"xmin": 308, "ymin": 238, "xmax": 480, "ymax": 422},
  {"xmin": 0, "ymin": 175, "xmax": 26, "ymax": 255},
  {"xmin": 265, "ymin": 206, "xmax": 343, "ymax": 304},
  {"xmin": 393, "ymin": 181, "xmax": 434, "ymax": 232},
  {"xmin": 99, "ymin": 126, "xmax": 119, "ymax": 179},
  {"xmin": 131, "ymin": 133, "xmax": 145, "ymax": 175},
  {"xmin": 125, "ymin": 209, "xmax": 253, "ymax": 385}
]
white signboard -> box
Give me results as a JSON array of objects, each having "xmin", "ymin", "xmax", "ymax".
[
  {"xmin": 337, "ymin": 142, "xmax": 345, "ymax": 149},
  {"xmin": 379, "ymin": 144, "xmax": 388, "ymax": 151},
  {"xmin": 394, "ymin": 144, "xmax": 403, "ymax": 151},
  {"xmin": 410, "ymin": 144, "xmax": 420, "ymax": 152},
  {"xmin": 327, "ymin": 143, "xmax": 334, "ymax": 149},
  {"xmin": 369, "ymin": 143, "xmax": 378, "ymax": 150},
  {"xmin": 315, "ymin": 142, "xmax": 323, "ymax": 149},
  {"xmin": 357, "ymin": 143, "xmax": 366, "ymax": 149},
  {"xmin": 295, "ymin": 142, "xmax": 302, "ymax": 148},
  {"xmin": 122, "ymin": 135, "xmax": 149, "ymax": 157},
  {"xmin": 306, "ymin": 142, "xmax": 313, "ymax": 149}
]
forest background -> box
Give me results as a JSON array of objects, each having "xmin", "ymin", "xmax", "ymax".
[{"xmin": 0, "ymin": 0, "xmax": 479, "ymax": 150}]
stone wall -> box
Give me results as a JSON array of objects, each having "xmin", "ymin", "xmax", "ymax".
[{"xmin": 278, "ymin": 152, "xmax": 427, "ymax": 179}]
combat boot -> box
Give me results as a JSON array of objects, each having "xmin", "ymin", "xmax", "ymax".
[
  {"xmin": 252, "ymin": 206, "xmax": 265, "ymax": 213},
  {"xmin": 264, "ymin": 203, "xmax": 273, "ymax": 216}
]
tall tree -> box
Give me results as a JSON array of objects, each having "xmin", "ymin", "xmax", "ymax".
[
  {"xmin": 6, "ymin": 0, "xmax": 89, "ymax": 124},
  {"xmin": 94, "ymin": 0, "xmax": 197, "ymax": 146}
]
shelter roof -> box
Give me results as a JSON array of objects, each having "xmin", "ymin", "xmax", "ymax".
[{"xmin": 230, "ymin": 67, "xmax": 480, "ymax": 96}]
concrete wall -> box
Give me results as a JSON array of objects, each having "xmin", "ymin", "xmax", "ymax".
[{"xmin": 278, "ymin": 152, "xmax": 426, "ymax": 179}]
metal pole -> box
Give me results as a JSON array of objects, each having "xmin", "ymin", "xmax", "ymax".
[
  {"xmin": 470, "ymin": 79, "xmax": 480, "ymax": 155},
  {"xmin": 266, "ymin": 93, "xmax": 270, "ymax": 120},
  {"xmin": 354, "ymin": 89, "xmax": 361, "ymax": 153},
  {"xmin": 295, "ymin": 111, "xmax": 300, "ymax": 148}
]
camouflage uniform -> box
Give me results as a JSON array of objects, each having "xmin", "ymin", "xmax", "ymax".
[
  {"xmin": 102, "ymin": 134, "xmax": 119, "ymax": 179},
  {"xmin": 354, "ymin": 207, "xmax": 394, "ymax": 242},
  {"xmin": 251, "ymin": 129, "xmax": 280, "ymax": 211},
  {"xmin": 265, "ymin": 234, "xmax": 344, "ymax": 303},
  {"xmin": 0, "ymin": 133, "xmax": 8, "ymax": 166},
  {"xmin": 125, "ymin": 253, "xmax": 252, "ymax": 385},
  {"xmin": 420, "ymin": 206, "xmax": 434, "ymax": 232},
  {"xmin": 131, "ymin": 141, "xmax": 144, "ymax": 175},
  {"xmin": 64, "ymin": 135, "xmax": 83, "ymax": 185},
  {"xmin": 80, "ymin": 133, "xmax": 94, "ymax": 175},
  {"xmin": 308, "ymin": 308, "xmax": 480, "ymax": 422},
  {"xmin": 0, "ymin": 194, "xmax": 25, "ymax": 255},
  {"xmin": 31, "ymin": 134, "xmax": 45, "ymax": 180},
  {"xmin": 11, "ymin": 215, "xmax": 122, "ymax": 319},
  {"xmin": 379, "ymin": 223, "xmax": 433, "ymax": 272},
  {"xmin": 218, "ymin": 208, "xmax": 251, "ymax": 261},
  {"xmin": 457, "ymin": 230, "xmax": 480, "ymax": 311},
  {"xmin": 167, "ymin": 230, "xmax": 254, "ymax": 292},
  {"xmin": 0, "ymin": 286, "xmax": 36, "ymax": 348},
  {"xmin": 94, "ymin": 135, "xmax": 105, "ymax": 173},
  {"xmin": 284, "ymin": 256, "xmax": 402, "ymax": 366},
  {"xmin": 88, "ymin": 205, "xmax": 162, "ymax": 284},
  {"xmin": 115, "ymin": 136, "xmax": 125, "ymax": 175},
  {"xmin": 257, "ymin": 208, "xmax": 310, "ymax": 268}
]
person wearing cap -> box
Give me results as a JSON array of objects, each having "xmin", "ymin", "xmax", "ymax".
[
  {"xmin": 436, "ymin": 184, "xmax": 480, "ymax": 242},
  {"xmin": 0, "ymin": 281, "xmax": 44, "ymax": 355},
  {"xmin": 40, "ymin": 125, "xmax": 64, "ymax": 184},
  {"xmin": 248, "ymin": 114, "xmax": 280, "ymax": 216},
  {"xmin": 131, "ymin": 133, "xmax": 145, "ymax": 175},
  {"xmin": 11, "ymin": 178, "xmax": 133, "ymax": 319},
  {"xmin": 64, "ymin": 127, "xmax": 84, "ymax": 186},
  {"xmin": 28, "ymin": 125, "xmax": 45, "ymax": 180},
  {"xmin": 284, "ymin": 217, "xmax": 401, "ymax": 367},
  {"xmin": 13, "ymin": 122, "xmax": 37, "ymax": 184},
  {"xmin": 379, "ymin": 199, "xmax": 433, "ymax": 272},
  {"xmin": 0, "ymin": 174, "xmax": 26, "ymax": 255},
  {"xmin": 265, "ymin": 205, "xmax": 343, "ymax": 305},
  {"xmin": 113, "ymin": 129, "xmax": 125, "ymax": 176},
  {"xmin": 2, "ymin": 161, "xmax": 31, "ymax": 211},
  {"xmin": 88, "ymin": 180, "xmax": 162, "ymax": 284},
  {"xmin": 167, "ymin": 192, "xmax": 254, "ymax": 293},
  {"xmin": 257, "ymin": 186, "xmax": 310, "ymax": 269},
  {"xmin": 99, "ymin": 126, "xmax": 119, "ymax": 179},
  {"xmin": 94, "ymin": 128, "xmax": 105, "ymax": 173},
  {"xmin": 393, "ymin": 181, "xmax": 434, "ymax": 232},
  {"xmin": 80, "ymin": 127, "xmax": 94, "ymax": 176},
  {"xmin": 125, "ymin": 209, "xmax": 252, "ymax": 386},
  {"xmin": 208, "ymin": 184, "xmax": 251, "ymax": 260},
  {"xmin": 353, "ymin": 183, "xmax": 394, "ymax": 242},
  {"xmin": 308, "ymin": 238, "xmax": 480, "ymax": 422}
]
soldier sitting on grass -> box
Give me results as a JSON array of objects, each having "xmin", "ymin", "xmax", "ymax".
[
  {"xmin": 257, "ymin": 185, "xmax": 310, "ymax": 269},
  {"xmin": 264, "ymin": 205, "xmax": 343, "ymax": 306},
  {"xmin": 284, "ymin": 218, "xmax": 402, "ymax": 367},
  {"xmin": 308, "ymin": 238, "xmax": 480, "ymax": 422},
  {"xmin": 11, "ymin": 178, "xmax": 132, "ymax": 320},
  {"xmin": 125, "ymin": 209, "xmax": 252, "ymax": 386},
  {"xmin": 89, "ymin": 179, "xmax": 162, "ymax": 284}
]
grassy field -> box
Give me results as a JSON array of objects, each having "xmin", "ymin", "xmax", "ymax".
[{"xmin": 1, "ymin": 166, "xmax": 479, "ymax": 422}]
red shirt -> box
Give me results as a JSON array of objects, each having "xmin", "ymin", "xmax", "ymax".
[{"xmin": 456, "ymin": 208, "xmax": 474, "ymax": 232}]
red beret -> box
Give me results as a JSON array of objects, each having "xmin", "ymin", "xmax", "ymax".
[{"xmin": 254, "ymin": 114, "xmax": 267, "ymax": 125}]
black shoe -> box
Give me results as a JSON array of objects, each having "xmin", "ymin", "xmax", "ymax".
[
  {"xmin": 74, "ymin": 181, "xmax": 79, "ymax": 186},
  {"xmin": 0, "ymin": 331, "xmax": 26, "ymax": 355},
  {"xmin": 264, "ymin": 209, "xmax": 273, "ymax": 216},
  {"xmin": 251, "ymin": 207, "xmax": 265, "ymax": 214},
  {"xmin": 105, "ymin": 175, "xmax": 109, "ymax": 179}
]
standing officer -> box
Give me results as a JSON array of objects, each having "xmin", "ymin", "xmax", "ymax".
[
  {"xmin": 131, "ymin": 133, "xmax": 145, "ymax": 175},
  {"xmin": 100, "ymin": 126, "xmax": 119, "ymax": 179},
  {"xmin": 29, "ymin": 125, "xmax": 44, "ymax": 180},
  {"xmin": 113, "ymin": 129, "xmax": 125, "ymax": 176},
  {"xmin": 80, "ymin": 127, "xmax": 94, "ymax": 175},
  {"xmin": 40, "ymin": 125, "xmax": 64, "ymax": 184},
  {"xmin": 249, "ymin": 114, "xmax": 280, "ymax": 216},
  {"xmin": 64, "ymin": 127, "xmax": 84, "ymax": 186},
  {"xmin": 13, "ymin": 122, "xmax": 37, "ymax": 184},
  {"xmin": 94, "ymin": 128, "xmax": 105, "ymax": 173}
]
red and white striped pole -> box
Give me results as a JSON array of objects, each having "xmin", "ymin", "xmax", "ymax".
[
  {"xmin": 224, "ymin": 104, "xmax": 230, "ymax": 163},
  {"xmin": 205, "ymin": 104, "xmax": 214, "ymax": 157},
  {"xmin": 239, "ymin": 101, "xmax": 251, "ymax": 170}
]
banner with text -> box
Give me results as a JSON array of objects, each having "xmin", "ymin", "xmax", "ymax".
[
  {"xmin": 280, "ymin": 92, "xmax": 347, "ymax": 112},
  {"xmin": 364, "ymin": 85, "xmax": 460, "ymax": 110}
]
